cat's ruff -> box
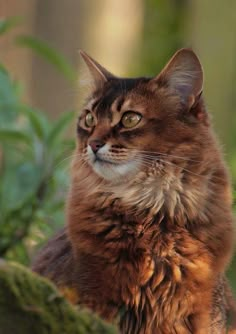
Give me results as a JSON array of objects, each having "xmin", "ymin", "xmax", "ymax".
[{"xmin": 33, "ymin": 48, "xmax": 236, "ymax": 334}]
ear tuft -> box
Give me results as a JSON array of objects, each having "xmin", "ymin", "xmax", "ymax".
[
  {"xmin": 154, "ymin": 48, "xmax": 203, "ymax": 108},
  {"xmin": 79, "ymin": 50, "xmax": 115, "ymax": 89}
]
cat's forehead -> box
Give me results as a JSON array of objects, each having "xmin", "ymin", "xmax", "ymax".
[{"xmin": 85, "ymin": 77, "xmax": 152, "ymax": 116}]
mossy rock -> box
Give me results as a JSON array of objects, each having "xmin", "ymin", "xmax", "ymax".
[{"xmin": 0, "ymin": 260, "xmax": 117, "ymax": 334}]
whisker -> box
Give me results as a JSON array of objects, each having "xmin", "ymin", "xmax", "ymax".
[
  {"xmin": 132, "ymin": 156, "xmax": 219, "ymax": 181},
  {"xmin": 125, "ymin": 148, "xmax": 202, "ymax": 163},
  {"xmin": 157, "ymin": 158, "xmax": 226, "ymax": 182},
  {"xmin": 54, "ymin": 152, "xmax": 87, "ymax": 169},
  {"xmin": 131, "ymin": 157, "xmax": 159, "ymax": 168},
  {"xmin": 135, "ymin": 155, "xmax": 207, "ymax": 179},
  {"xmin": 134, "ymin": 155, "xmax": 226, "ymax": 183},
  {"xmin": 45, "ymin": 154, "xmax": 88, "ymax": 187},
  {"xmin": 157, "ymin": 158, "xmax": 206, "ymax": 178}
]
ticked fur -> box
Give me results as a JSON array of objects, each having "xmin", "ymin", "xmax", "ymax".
[{"xmin": 33, "ymin": 49, "xmax": 236, "ymax": 334}]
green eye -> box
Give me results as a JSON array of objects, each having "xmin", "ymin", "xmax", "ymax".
[
  {"xmin": 85, "ymin": 112, "xmax": 95, "ymax": 127},
  {"xmin": 121, "ymin": 112, "xmax": 142, "ymax": 128}
]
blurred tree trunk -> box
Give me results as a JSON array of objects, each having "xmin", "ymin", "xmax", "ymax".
[
  {"xmin": 31, "ymin": 0, "xmax": 82, "ymax": 117},
  {"xmin": 1, "ymin": 0, "xmax": 37, "ymax": 103},
  {"xmin": 31, "ymin": 0, "xmax": 143, "ymax": 117},
  {"xmin": 79, "ymin": 0, "xmax": 143, "ymax": 76},
  {"xmin": 186, "ymin": 1, "xmax": 236, "ymax": 292},
  {"xmin": 1, "ymin": 0, "xmax": 143, "ymax": 118},
  {"xmin": 137, "ymin": 0, "xmax": 188, "ymax": 76},
  {"xmin": 187, "ymin": 0, "xmax": 236, "ymax": 153},
  {"xmin": 77, "ymin": 0, "xmax": 143, "ymax": 107}
]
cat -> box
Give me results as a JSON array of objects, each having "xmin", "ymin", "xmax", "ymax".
[{"xmin": 33, "ymin": 48, "xmax": 236, "ymax": 334}]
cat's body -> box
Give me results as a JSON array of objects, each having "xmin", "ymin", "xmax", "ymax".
[{"xmin": 33, "ymin": 49, "xmax": 236, "ymax": 333}]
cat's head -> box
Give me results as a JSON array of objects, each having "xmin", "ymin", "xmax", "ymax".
[{"xmin": 76, "ymin": 49, "xmax": 211, "ymax": 183}]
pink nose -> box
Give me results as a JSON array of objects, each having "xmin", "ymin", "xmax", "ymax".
[{"xmin": 89, "ymin": 140, "xmax": 105, "ymax": 153}]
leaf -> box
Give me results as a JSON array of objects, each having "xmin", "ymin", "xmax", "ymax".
[
  {"xmin": 0, "ymin": 69, "xmax": 20, "ymax": 125},
  {"xmin": 62, "ymin": 138, "xmax": 75, "ymax": 149},
  {"xmin": 15, "ymin": 35, "xmax": 77, "ymax": 83},
  {"xmin": 0, "ymin": 129, "xmax": 32, "ymax": 146},
  {"xmin": 46, "ymin": 110, "xmax": 75, "ymax": 147},
  {"xmin": 20, "ymin": 106, "xmax": 47, "ymax": 140},
  {"xmin": 0, "ymin": 17, "xmax": 22, "ymax": 35},
  {"xmin": 0, "ymin": 63, "xmax": 8, "ymax": 75},
  {"xmin": 0, "ymin": 162, "xmax": 41, "ymax": 212}
]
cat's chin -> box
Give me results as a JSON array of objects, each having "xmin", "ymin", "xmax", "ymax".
[{"xmin": 91, "ymin": 159, "xmax": 139, "ymax": 182}]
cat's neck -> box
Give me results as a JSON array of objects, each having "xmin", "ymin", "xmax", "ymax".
[{"xmin": 69, "ymin": 159, "xmax": 216, "ymax": 226}]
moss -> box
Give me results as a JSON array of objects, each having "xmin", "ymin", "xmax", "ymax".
[{"xmin": 0, "ymin": 260, "xmax": 117, "ymax": 334}]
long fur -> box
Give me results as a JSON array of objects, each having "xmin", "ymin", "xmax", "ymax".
[{"xmin": 33, "ymin": 49, "xmax": 236, "ymax": 334}]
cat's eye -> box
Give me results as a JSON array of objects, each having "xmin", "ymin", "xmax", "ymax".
[
  {"xmin": 85, "ymin": 112, "xmax": 95, "ymax": 127},
  {"xmin": 121, "ymin": 111, "xmax": 142, "ymax": 128}
]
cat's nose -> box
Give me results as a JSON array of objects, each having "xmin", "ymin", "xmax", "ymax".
[{"xmin": 89, "ymin": 140, "xmax": 105, "ymax": 154}]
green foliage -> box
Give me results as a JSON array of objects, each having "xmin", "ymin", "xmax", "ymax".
[
  {"xmin": 0, "ymin": 65, "xmax": 20, "ymax": 125},
  {"xmin": 0, "ymin": 18, "xmax": 75, "ymax": 263},
  {"xmin": 0, "ymin": 17, "xmax": 22, "ymax": 35},
  {"xmin": 15, "ymin": 35, "xmax": 76, "ymax": 83}
]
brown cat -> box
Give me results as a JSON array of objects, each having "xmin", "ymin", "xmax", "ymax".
[{"xmin": 33, "ymin": 49, "xmax": 236, "ymax": 333}]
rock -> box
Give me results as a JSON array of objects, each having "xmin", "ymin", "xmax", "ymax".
[{"xmin": 0, "ymin": 260, "xmax": 117, "ymax": 334}]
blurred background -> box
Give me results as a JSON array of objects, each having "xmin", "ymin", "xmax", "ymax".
[{"xmin": 0, "ymin": 0, "xmax": 235, "ymax": 292}]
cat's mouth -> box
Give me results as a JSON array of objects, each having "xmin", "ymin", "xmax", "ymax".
[
  {"xmin": 94, "ymin": 156, "xmax": 121, "ymax": 166},
  {"xmin": 88, "ymin": 154, "xmax": 139, "ymax": 181},
  {"xmin": 86, "ymin": 144, "xmax": 140, "ymax": 181}
]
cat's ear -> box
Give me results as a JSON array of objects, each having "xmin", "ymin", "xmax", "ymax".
[
  {"xmin": 153, "ymin": 48, "xmax": 203, "ymax": 108},
  {"xmin": 79, "ymin": 50, "xmax": 115, "ymax": 88}
]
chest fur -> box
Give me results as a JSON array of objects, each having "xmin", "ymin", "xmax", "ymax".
[
  {"xmin": 72, "ymin": 210, "xmax": 212, "ymax": 324},
  {"xmin": 67, "ymin": 171, "xmax": 214, "ymax": 325}
]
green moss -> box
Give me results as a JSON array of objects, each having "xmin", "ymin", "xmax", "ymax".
[{"xmin": 0, "ymin": 261, "xmax": 117, "ymax": 334}]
